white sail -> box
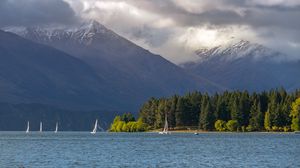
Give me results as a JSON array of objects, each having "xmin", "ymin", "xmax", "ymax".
[
  {"xmin": 159, "ymin": 114, "xmax": 170, "ymax": 134},
  {"xmin": 54, "ymin": 122, "xmax": 58, "ymax": 133},
  {"xmin": 90, "ymin": 119, "xmax": 98, "ymax": 134},
  {"xmin": 26, "ymin": 121, "xmax": 30, "ymax": 133},
  {"xmin": 40, "ymin": 122, "xmax": 43, "ymax": 132}
]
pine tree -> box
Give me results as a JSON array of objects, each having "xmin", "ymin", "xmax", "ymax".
[
  {"xmin": 199, "ymin": 96, "xmax": 214, "ymax": 130},
  {"xmin": 230, "ymin": 96, "xmax": 243, "ymax": 125},
  {"xmin": 175, "ymin": 97, "xmax": 185, "ymax": 127},
  {"xmin": 290, "ymin": 98, "xmax": 300, "ymax": 131},
  {"xmin": 168, "ymin": 96, "xmax": 177, "ymax": 128},
  {"xmin": 249, "ymin": 101, "xmax": 263, "ymax": 130},
  {"xmin": 264, "ymin": 110, "xmax": 271, "ymax": 131}
]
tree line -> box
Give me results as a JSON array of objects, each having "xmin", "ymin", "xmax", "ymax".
[
  {"xmin": 110, "ymin": 113, "xmax": 148, "ymax": 132},
  {"xmin": 139, "ymin": 89, "xmax": 300, "ymax": 132}
]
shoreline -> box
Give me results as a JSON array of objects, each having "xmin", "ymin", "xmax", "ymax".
[{"xmin": 148, "ymin": 130, "xmax": 295, "ymax": 134}]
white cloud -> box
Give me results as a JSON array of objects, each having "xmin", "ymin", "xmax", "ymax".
[{"xmin": 62, "ymin": 0, "xmax": 300, "ymax": 64}]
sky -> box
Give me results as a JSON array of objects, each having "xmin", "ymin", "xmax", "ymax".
[{"xmin": 0, "ymin": 0, "xmax": 300, "ymax": 64}]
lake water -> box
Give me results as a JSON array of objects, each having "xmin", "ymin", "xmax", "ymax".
[{"xmin": 0, "ymin": 132, "xmax": 299, "ymax": 168}]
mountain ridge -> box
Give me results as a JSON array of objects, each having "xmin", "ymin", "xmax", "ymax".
[
  {"xmin": 3, "ymin": 21, "xmax": 222, "ymax": 111},
  {"xmin": 182, "ymin": 40, "xmax": 300, "ymax": 91}
]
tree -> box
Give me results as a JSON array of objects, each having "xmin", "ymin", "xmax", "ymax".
[
  {"xmin": 110, "ymin": 114, "xmax": 148, "ymax": 132},
  {"xmin": 175, "ymin": 97, "xmax": 185, "ymax": 127},
  {"xmin": 264, "ymin": 111, "xmax": 271, "ymax": 131},
  {"xmin": 154, "ymin": 100, "xmax": 165, "ymax": 128},
  {"xmin": 249, "ymin": 101, "xmax": 263, "ymax": 131},
  {"xmin": 215, "ymin": 120, "xmax": 226, "ymax": 131},
  {"xmin": 168, "ymin": 96, "xmax": 177, "ymax": 128},
  {"xmin": 110, "ymin": 116, "xmax": 121, "ymax": 132},
  {"xmin": 121, "ymin": 112, "xmax": 136, "ymax": 123},
  {"xmin": 137, "ymin": 89, "xmax": 297, "ymax": 132},
  {"xmin": 199, "ymin": 96, "xmax": 214, "ymax": 130},
  {"xmin": 290, "ymin": 98, "xmax": 300, "ymax": 131},
  {"xmin": 230, "ymin": 97, "xmax": 243, "ymax": 126},
  {"xmin": 136, "ymin": 118, "xmax": 148, "ymax": 131},
  {"xmin": 139, "ymin": 98, "xmax": 157, "ymax": 127},
  {"xmin": 226, "ymin": 120, "xmax": 239, "ymax": 132}
]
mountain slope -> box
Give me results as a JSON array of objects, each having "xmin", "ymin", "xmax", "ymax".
[
  {"xmin": 0, "ymin": 30, "xmax": 126, "ymax": 110},
  {"xmin": 182, "ymin": 40, "xmax": 300, "ymax": 91},
  {"xmin": 0, "ymin": 102, "xmax": 119, "ymax": 131},
  {"xmin": 6, "ymin": 21, "xmax": 222, "ymax": 110}
]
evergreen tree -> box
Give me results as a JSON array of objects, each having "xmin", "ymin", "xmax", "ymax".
[
  {"xmin": 230, "ymin": 97, "xmax": 243, "ymax": 126},
  {"xmin": 290, "ymin": 98, "xmax": 300, "ymax": 131},
  {"xmin": 121, "ymin": 112, "xmax": 135, "ymax": 123},
  {"xmin": 199, "ymin": 96, "xmax": 214, "ymax": 130},
  {"xmin": 249, "ymin": 101, "xmax": 263, "ymax": 131},
  {"xmin": 168, "ymin": 96, "xmax": 177, "ymax": 128},
  {"xmin": 175, "ymin": 97, "xmax": 185, "ymax": 127},
  {"xmin": 264, "ymin": 110, "xmax": 271, "ymax": 131},
  {"xmin": 138, "ymin": 89, "xmax": 297, "ymax": 132}
]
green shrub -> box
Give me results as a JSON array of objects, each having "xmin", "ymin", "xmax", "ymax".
[
  {"xmin": 226, "ymin": 120, "xmax": 239, "ymax": 132},
  {"xmin": 214, "ymin": 120, "xmax": 226, "ymax": 131}
]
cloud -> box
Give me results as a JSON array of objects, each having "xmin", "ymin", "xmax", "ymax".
[
  {"xmin": 66, "ymin": 0, "xmax": 299, "ymax": 63},
  {"xmin": 0, "ymin": 0, "xmax": 78, "ymax": 27},
  {"xmin": 0, "ymin": 0, "xmax": 299, "ymax": 63}
]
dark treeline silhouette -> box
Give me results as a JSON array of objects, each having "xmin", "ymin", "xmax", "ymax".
[{"xmin": 139, "ymin": 88, "xmax": 300, "ymax": 132}]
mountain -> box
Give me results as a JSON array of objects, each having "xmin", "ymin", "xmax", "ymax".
[
  {"xmin": 0, "ymin": 30, "xmax": 126, "ymax": 110},
  {"xmin": 0, "ymin": 102, "xmax": 119, "ymax": 131},
  {"xmin": 5, "ymin": 20, "xmax": 222, "ymax": 110},
  {"xmin": 181, "ymin": 40, "xmax": 300, "ymax": 91}
]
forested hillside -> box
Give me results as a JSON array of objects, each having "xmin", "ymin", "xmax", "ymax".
[{"xmin": 139, "ymin": 89, "xmax": 300, "ymax": 131}]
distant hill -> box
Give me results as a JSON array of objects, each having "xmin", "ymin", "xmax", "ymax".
[
  {"xmin": 0, "ymin": 30, "xmax": 131, "ymax": 110},
  {"xmin": 0, "ymin": 102, "xmax": 119, "ymax": 131},
  {"xmin": 181, "ymin": 40, "xmax": 300, "ymax": 91}
]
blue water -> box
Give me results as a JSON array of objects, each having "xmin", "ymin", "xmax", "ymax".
[{"xmin": 0, "ymin": 132, "xmax": 299, "ymax": 168}]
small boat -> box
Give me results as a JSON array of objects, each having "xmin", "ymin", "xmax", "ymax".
[
  {"xmin": 26, "ymin": 121, "xmax": 30, "ymax": 133},
  {"xmin": 40, "ymin": 122, "xmax": 43, "ymax": 132},
  {"xmin": 194, "ymin": 126, "xmax": 200, "ymax": 135},
  {"xmin": 90, "ymin": 119, "xmax": 98, "ymax": 134},
  {"xmin": 295, "ymin": 131, "xmax": 300, "ymax": 134},
  {"xmin": 54, "ymin": 122, "xmax": 58, "ymax": 133},
  {"xmin": 159, "ymin": 114, "xmax": 170, "ymax": 135}
]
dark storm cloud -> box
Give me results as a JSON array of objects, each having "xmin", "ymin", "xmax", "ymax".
[
  {"xmin": 130, "ymin": 26, "xmax": 172, "ymax": 47},
  {"xmin": 123, "ymin": 0, "xmax": 300, "ymax": 30},
  {"xmin": 1, "ymin": 0, "xmax": 299, "ymax": 62},
  {"xmin": 0, "ymin": 0, "xmax": 78, "ymax": 27}
]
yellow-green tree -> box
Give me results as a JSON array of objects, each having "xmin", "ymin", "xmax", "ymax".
[
  {"xmin": 290, "ymin": 98, "xmax": 300, "ymax": 131},
  {"xmin": 226, "ymin": 120, "xmax": 239, "ymax": 132},
  {"xmin": 110, "ymin": 115, "xmax": 148, "ymax": 132},
  {"xmin": 214, "ymin": 120, "xmax": 226, "ymax": 131}
]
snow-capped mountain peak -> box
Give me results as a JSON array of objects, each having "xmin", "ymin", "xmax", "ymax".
[
  {"xmin": 3, "ymin": 20, "xmax": 118, "ymax": 45},
  {"xmin": 194, "ymin": 40, "xmax": 286, "ymax": 63}
]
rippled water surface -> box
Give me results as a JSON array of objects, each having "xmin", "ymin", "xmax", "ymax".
[{"xmin": 0, "ymin": 132, "xmax": 299, "ymax": 167}]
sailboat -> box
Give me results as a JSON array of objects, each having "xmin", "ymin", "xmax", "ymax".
[
  {"xmin": 159, "ymin": 114, "xmax": 170, "ymax": 134},
  {"xmin": 26, "ymin": 121, "xmax": 30, "ymax": 133},
  {"xmin": 39, "ymin": 122, "xmax": 43, "ymax": 132},
  {"xmin": 194, "ymin": 125, "xmax": 200, "ymax": 135},
  {"xmin": 90, "ymin": 119, "xmax": 98, "ymax": 134},
  {"xmin": 54, "ymin": 122, "xmax": 58, "ymax": 133}
]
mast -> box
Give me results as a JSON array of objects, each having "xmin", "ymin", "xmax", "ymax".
[{"xmin": 163, "ymin": 114, "xmax": 168, "ymax": 133}]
